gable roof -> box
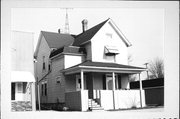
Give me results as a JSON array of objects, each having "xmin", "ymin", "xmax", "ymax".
[
  {"xmin": 72, "ymin": 19, "xmax": 109, "ymax": 46},
  {"xmin": 34, "ymin": 31, "xmax": 75, "ymax": 58},
  {"xmin": 41, "ymin": 31, "xmax": 74, "ymax": 48},
  {"xmin": 72, "ymin": 18, "xmax": 132, "ymax": 47}
]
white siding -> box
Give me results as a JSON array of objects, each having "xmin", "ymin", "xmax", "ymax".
[
  {"xmin": 91, "ymin": 22, "xmax": 128, "ymax": 65},
  {"xmin": 64, "ymin": 55, "xmax": 83, "ymax": 69}
]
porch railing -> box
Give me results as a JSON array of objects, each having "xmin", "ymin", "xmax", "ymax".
[{"xmin": 92, "ymin": 89, "xmax": 146, "ymax": 110}]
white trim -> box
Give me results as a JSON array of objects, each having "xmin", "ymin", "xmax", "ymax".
[
  {"xmin": 79, "ymin": 65, "xmax": 146, "ymax": 71},
  {"xmin": 50, "ymin": 51, "xmax": 85, "ymax": 60},
  {"xmin": 80, "ymin": 40, "xmax": 91, "ymax": 45},
  {"xmin": 81, "ymin": 70, "xmax": 84, "ymax": 90},
  {"xmin": 143, "ymin": 86, "xmax": 164, "ymax": 90},
  {"xmin": 108, "ymin": 19, "xmax": 132, "ymax": 47}
]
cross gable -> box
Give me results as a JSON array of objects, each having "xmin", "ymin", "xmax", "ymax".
[{"xmin": 72, "ymin": 18, "xmax": 132, "ymax": 47}]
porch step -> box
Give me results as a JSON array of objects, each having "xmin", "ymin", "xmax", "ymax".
[{"xmin": 88, "ymin": 99, "xmax": 104, "ymax": 111}]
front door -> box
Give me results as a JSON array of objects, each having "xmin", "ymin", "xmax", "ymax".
[
  {"xmin": 76, "ymin": 75, "xmax": 86, "ymax": 91},
  {"xmin": 106, "ymin": 74, "xmax": 118, "ymax": 90},
  {"xmin": 106, "ymin": 75, "xmax": 113, "ymax": 90}
]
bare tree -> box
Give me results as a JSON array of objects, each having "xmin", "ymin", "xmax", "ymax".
[
  {"xmin": 148, "ymin": 57, "xmax": 164, "ymax": 78},
  {"xmin": 128, "ymin": 54, "xmax": 133, "ymax": 64}
]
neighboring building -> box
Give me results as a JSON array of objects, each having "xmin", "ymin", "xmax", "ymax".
[
  {"xmin": 34, "ymin": 18, "xmax": 146, "ymax": 111},
  {"xmin": 130, "ymin": 78, "xmax": 164, "ymax": 106},
  {"xmin": 11, "ymin": 31, "xmax": 36, "ymax": 111}
]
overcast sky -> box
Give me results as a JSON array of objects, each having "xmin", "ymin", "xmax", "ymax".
[{"xmin": 11, "ymin": 8, "xmax": 164, "ymax": 72}]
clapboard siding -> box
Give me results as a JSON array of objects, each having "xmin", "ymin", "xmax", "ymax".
[{"xmin": 47, "ymin": 56, "xmax": 65, "ymax": 103}]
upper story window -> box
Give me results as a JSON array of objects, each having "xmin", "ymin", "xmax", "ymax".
[
  {"xmin": 48, "ymin": 64, "xmax": 51, "ymax": 71},
  {"xmin": 104, "ymin": 46, "xmax": 119, "ymax": 63},
  {"xmin": 48, "ymin": 60, "xmax": 51, "ymax": 72},
  {"xmin": 104, "ymin": 45, "xmax": 119, "ymax": 56},
  {"xmin": 43, "ymin": 56, "xmax": 45, "ymax": 70}
]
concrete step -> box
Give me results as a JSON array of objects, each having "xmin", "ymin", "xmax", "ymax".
[{"xmin": 88, "ymin": 99, "xmax": 104, "ymax": 111}]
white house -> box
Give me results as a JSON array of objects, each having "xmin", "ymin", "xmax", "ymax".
[
  {"xmin": 34, "ymin": 18, "xmax": 146, "ymax": 111},
  {"xmin": 11, "ymin": 31, "xmax": 36, "ymax": 111}
]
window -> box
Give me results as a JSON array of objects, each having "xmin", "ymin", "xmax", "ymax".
[
  {"xmin": 17, "ymin": 83, "xmax": 23, "ymax": 93},
  {"xmin": 43, "ymin": 56, "xmax": 45, "ymax": 70},
  {"xmin": 44, "ymin": 83, "xmax": 47, "ymax": 96},
  {"xmin": 41, "ymin": 84, "xmax": 43, "ymax": 96},
  {"xmin": 104, "ymin": 46, "xmax": 119, "ymax": 56},
  {"xmin": 105, "ymin": 74, "xmax": 119, "ymax": 90}
]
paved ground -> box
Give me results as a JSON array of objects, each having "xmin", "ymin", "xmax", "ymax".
[{"xmin": 111, "ymin": 107, "xmax": 164, "ymax": 112}]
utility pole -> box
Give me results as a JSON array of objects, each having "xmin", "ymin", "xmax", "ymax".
[{"xmin": 144, "ymin": 63, "xmax": 149, "ymax": 80}]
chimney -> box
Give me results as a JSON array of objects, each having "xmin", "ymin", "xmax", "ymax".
[
  {"xmin": 82, "ymin": 19, "xmax": 88, "ymax": 32},
  {"xmin": 58, "ymin": 29, "xmax": 61, "ymax": 33}
]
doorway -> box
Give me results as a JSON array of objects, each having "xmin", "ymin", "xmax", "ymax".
[{"xmin": 11, "ymin": 83, "xmax": 15, "ymax": 100}]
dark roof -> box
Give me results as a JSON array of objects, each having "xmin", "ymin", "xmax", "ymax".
[
  {"xmin": 50, "ymin": 46, "xmax": 86, "ymax": 58},
  {"xmin": 41, "ymin": 31, "xmax": 74, "ymax": 48},
  {"xmin": 65, "ymin": 60, "xmax": 146, "ymax": 70},
  {"xmin": 72, "ymin": 19, "xmax": 109, "ymax": 46}
]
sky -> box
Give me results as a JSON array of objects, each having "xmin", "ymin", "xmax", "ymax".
[{"xmin": 11, "ymin": 8, "xmax": 164, "ymax": 78}]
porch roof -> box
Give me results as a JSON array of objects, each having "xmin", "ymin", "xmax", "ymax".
[
  {"xmin": 11, "ymin": 71, "xmax": 35, "ymax": 82},
  {"xmin": 62, "ymin": 61, "xmax": 146, "ymax": 75}
]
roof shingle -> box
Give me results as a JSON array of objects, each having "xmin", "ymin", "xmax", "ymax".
[
  {"xmin": 65, "ymin": 60, "xmax": 146, "ymax": 70},
  {"xmin": 41, "ymin": 31, "xmax": 74, "ymax": 48},
  {"xmin": 72, "ymin": 19, "xmax": 109, "ymax": 46}
]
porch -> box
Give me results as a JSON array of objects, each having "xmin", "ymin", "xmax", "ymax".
[
  {"xmin": 65, "ymin": 89, "xmax": 145, "ymax": 111},
  {"xmin": 62, "ymin": 61, "xmax": 146, "ymax": 111}
]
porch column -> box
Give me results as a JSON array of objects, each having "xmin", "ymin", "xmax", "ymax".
[
  {"xmin": 139, "ymin": 73, "xmax": 143, "ymax": 108},
  {"xmin": 31, "ymin": 82, "xmax": 36, "ymax": 111},
  {"xmin": 81, "ymin": 70, "xmax": 84, "ymax": 90},
  {"xmin": 112, "ymin": 72, "xmax": 116, "ymax": 90},
  {"xmin": 112, "ymin": 72, "xmax": 116, "ymax": 109}
]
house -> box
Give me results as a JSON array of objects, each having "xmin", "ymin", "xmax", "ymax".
[
  {"xmin": 34, "ymin": 18, "xmax": 146, "ymax": 111},
  {"xmin": 11, "ymin": 31, "xmax": 36, "ymax": 111}
]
